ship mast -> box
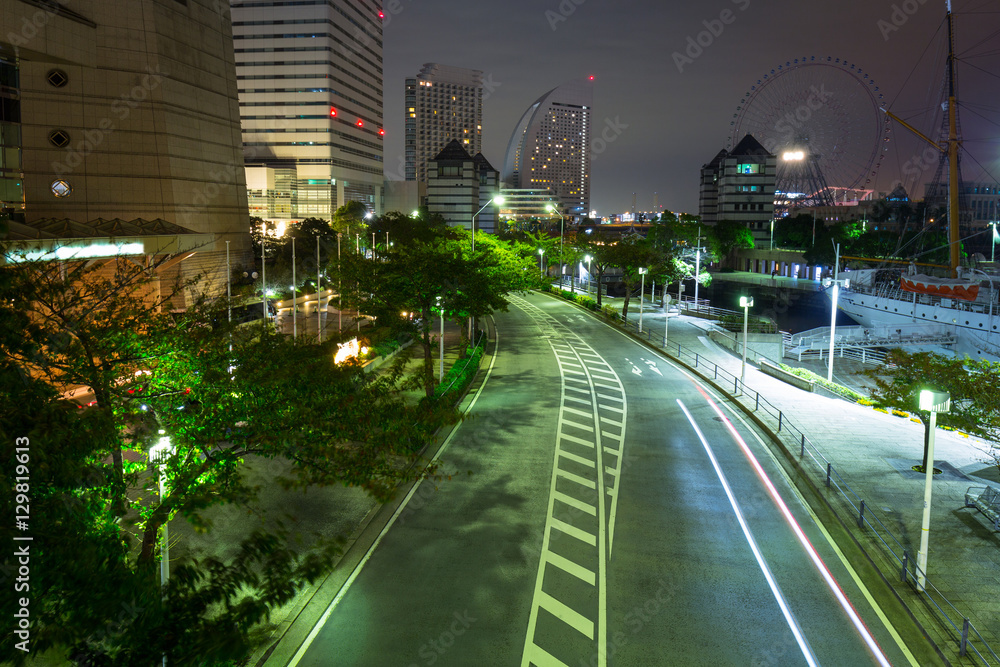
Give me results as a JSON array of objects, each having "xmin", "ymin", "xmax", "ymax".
[
  {"xmin": 944, "ymin": 0, "xmax": 961, "ymax": 275},
  {"xmin": 882, "ymin": 1, "xmax": 963, "ymax": 277}
]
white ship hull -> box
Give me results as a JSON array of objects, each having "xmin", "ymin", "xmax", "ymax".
[{"xmin": 834, "ymin": 281, "xmax": 1000, "ymax": 362}]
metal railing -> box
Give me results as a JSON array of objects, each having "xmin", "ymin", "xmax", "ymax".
[{"xmin": 613, "ymin": 313, "xmax": 999, "ymax": 665}]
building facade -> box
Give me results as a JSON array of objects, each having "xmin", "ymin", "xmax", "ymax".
[
  {"xmin": 405, "ymin": 63, "xmax": 483, "ymax": 183},
  {"xmin": 502, "ymin": 78, "xmax": 592, "ymax": 221},
  {"xmin": 699, "ymin": 134, "xmax": 776, "ymax": 246},
  {"xmin": 425, "ymin": 140, "xmax": 499, "ymax": 232},
  {"xmin": 231, "ymin": 0, "xmax": 385, "ymax": 221},
  {"xmin": 0, "ymin": 0, "xmax": 251, "ymax": 304}
]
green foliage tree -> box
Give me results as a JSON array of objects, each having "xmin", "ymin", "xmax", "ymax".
[
  {"xmin": 706, "ymin": 219, "xmax": 755, "ymax": 261},
  {"xmin": 605, "ymin": 236, "xmax": 665, "ymax": 319},
  {"xmin": 0, "ymin": 248, "xmax": 443, "ymax": 664},
  {"xmin": 862, "ymin": 350, "xmax": 1000, "ymax": 471}
]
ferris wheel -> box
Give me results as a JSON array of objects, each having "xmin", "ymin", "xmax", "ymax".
[{"xmin": 729, "ymin": 57, "xmax": 890, "ymax": 212}]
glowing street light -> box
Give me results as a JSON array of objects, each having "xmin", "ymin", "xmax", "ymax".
[
  {"xmin": 538, "ymin": 247, "xmax": 545, "ymax": 278},
  {"xmin": 916, "ymin": 389, "xmax": 951, "ymax": 592},
  {"xmin": 822, "ymin": 244, "xmax": 850, "ymax": 383},
  {"xmin": 739, "ymin": 296, "xmax": 754, "ymax": 384},
  {"xmin": 149, "ymin": 431, "xmax": 175, "ymax": 667},
  {"xmin": 990, "ymin": 221, "xmax": 999, "ymax": 263},
  {"xmin": 547, "ymin": 203, "xmax": 566, "ymax": 290},
  {"xmin": 584, "ymin": 254, "xmax": 592, "ymax": 293},
  {"xmin": 638, "ymin": 268, "xmax": 647, "ymax": 333}
]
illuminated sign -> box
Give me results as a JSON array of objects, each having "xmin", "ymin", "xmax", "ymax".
[{"xmin": 7, "ymin": 242, "xmax": 145, "ymax": 263}]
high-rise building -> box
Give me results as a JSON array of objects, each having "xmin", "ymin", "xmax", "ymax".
[
  {"xmin": 699, "ymin": 134, "xmax": 776, "ymax": 246},
  {"xmin": 1, "ymin": 0, "xmax": 251, "ymax": 305},
  {"xmin": 231, "ymin": 0, "xmax": 385, "ymax": 221},
  {"xmin": 405, "ymin": 63, "xmax": 483, "ymax": 183},
  {"xmin": 502, "ymin": 78, "xmax": 592, "ymax": 220}
]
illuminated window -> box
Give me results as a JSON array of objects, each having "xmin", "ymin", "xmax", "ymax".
[{"xmin": 736, "ymin": 163, "xmax": 760, "ymax": 175}]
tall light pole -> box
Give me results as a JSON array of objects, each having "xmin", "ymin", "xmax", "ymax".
[
  {"xmin": 547, "ymin": 203, "xmax": 565, "ymax": 289},
  {"xmin": 337, "ymin": 233, "xmax": 342, "ymax": 333},
  {"xmin": 823, "ymin": 243, "xmax": 849, "ymax": 383},
  {"xmin": 991, "ymin": 221, "xmax": 999, "ymax": 264},
  {"xmin": 916, "ymin": 389, "xmax": 951, "ymax": 592},
  {"xmin": 470, "ymin": 195, "xmax": 505, "ymax": 341},
  {"xmin": 149, "ymin": 434, "xmax": 175, "ymax": 667},
  {"xmin": 316, "ymin": 236, "xmax": 322, "ymax": 343},
  {"xmin": 693, "ymin": 227, "xmax": 705, "ymax": 312},
  {"xmin": 260, "ymin": 221, "xmax": 268, "ymax": 323},
  {"xmin": 291, "ymin": 237, "xmax": 297, "ymax": 338},
  {"xmin": 638, "ymin": 268, "xmax": 647, "ymax": 333},
  {"xmin": 225, "ymin": 240, "xmax": 231, "ymax": 324},
  {"xmin": 437, "ymin": 297, "xmax": 444, "ymax": 382},
  {"xmin": 583, "ymin": 254, "xmax": 592, "ymax": 293},
  {"xmin": 538, "ymin": 248, "xmax": 545, "ymax": 278},
  {"xmin": 740, "ymin": 296, "xmax": 754, "ymax": 384}
]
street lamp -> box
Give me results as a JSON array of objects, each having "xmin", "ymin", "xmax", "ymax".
[
  {"xmin": 740, "ymin": 296, "xmax": 754, "ymax": 384},
  {"xmin": 990, "ymin": 221, "xmax": 999, "ymax": 263},
  {"xmin": 822, "ymin": 244, "xmax": 849, "ymax": 383},
  {"xmin": 584, "ymin": 254, "xmax": 592, "ymax": 293},
  {"xmin": 638, "ymin": 268, "xmax": 647, "ymax": 333},
  {"xmin": 538, "ymin": 248, "xmax": 545, "ymax": 278},
  {"xmin": 291, "ymin": 237, "xmax": 297, "ymax": 338},
  {"xmin": 546, "ymin": 203, "xmax": 565, "ymax": 289},
  {"xmin": 472, "ymin": 195, "xmax": 505, "ymax": 252},
  {"xmin": 149, "ymin": 433, "xmax": 175, "ymax": 667},
  {"xmin": 916, "ymin": 389, "xmax": 951, "ymax": 592}
]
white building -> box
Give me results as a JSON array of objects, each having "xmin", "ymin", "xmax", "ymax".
[
  {"xmin": 405, "ymin": 63, "xmax": 483, "ymax": 183},
  {"xmin": 502, "ymin": 78, "xmax": 592, "ymax": 221},
  {"xmin": 231, "ymin": 0, "xmax": 385, "ymax": 220}
]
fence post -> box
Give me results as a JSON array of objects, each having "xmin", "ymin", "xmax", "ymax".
[
  {"xmin": 858, "ymin": 500, "xmax": 866, "ymax": 528},
  {"xmin": 778, "ymin": 411, "xmax": 783, "ymax": 432},
  {"xmin": 901, "ymin": 551, "xmax": 909, "ymax": 583},
  {"xmin": 960, "ymin": 619, "xmax": 970, "ymax": 657},
  {"xmin": 734, "ymin": 376, "xmax": 739, "ymax": 395},
  {"xmin": 694, "ymin": 353, "xmax": 699, "ymax": 368},
  {"xmin": 714, "ymin": 365, "xmax": 718, "ymax": 380},
  {"xmin": 755, "ymin": 392, "xmax": 759, "ymax": 411},
  {"xmin": 800, "ymin": 433, "xmax": 805, "ymax": 457},
  {"xmin": 825, "ymin": 462, "xmax": 832, "ymax": 487}
]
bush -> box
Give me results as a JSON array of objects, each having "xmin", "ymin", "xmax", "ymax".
[
  {"xmin": 434, "ymin": 344, "xmax": 484, "ymax": 399},
  {"xmin": 577, "ymin": 295, "xmax": 597, "ymax": 311},
  {"xmin": 601, "ymin": 304, "xmax": 620, "ymax": 321}
]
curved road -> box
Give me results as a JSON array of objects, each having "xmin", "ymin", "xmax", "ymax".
[{"xmin": 287, "ymin": 291, "xmax": 916, "ymax": 666}]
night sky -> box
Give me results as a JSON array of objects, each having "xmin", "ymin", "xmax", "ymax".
[{"xmin": 382, "ymin": 0, "xmax": 1000, "ymax": 216}]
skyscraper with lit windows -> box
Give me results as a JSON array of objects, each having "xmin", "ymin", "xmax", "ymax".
[
  {"xmin": 231, "ymin": 0, "xmax": 385, "ymax": 220},
  {"xmin": 404, "ymin": 64, "xmax": 483, "ymax": 183},
  {"xmin": 502, "ymin": 78, "xmax": 592, "ymax": 220}
]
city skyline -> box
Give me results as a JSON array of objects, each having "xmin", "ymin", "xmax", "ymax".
[{"xmin": 382, "ymin": 0, "xmax": 1000, "ymax": 217}]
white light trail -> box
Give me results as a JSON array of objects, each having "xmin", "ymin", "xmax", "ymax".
[{"xmin": 677, "ymin": 399, "xmax": 820, "ymax": 667}]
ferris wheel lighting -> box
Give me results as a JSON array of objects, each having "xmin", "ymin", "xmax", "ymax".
[{"xmin": 783, "ymin": 150, "xmax": 806, "ymax": 161}]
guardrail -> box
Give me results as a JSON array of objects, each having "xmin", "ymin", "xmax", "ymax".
[{"xmin": 614, "ymin": 313, "xmax": 999, "ymax": 665}]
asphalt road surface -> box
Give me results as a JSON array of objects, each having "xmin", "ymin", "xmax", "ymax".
[{"xmin": 287, "ymin": 291, "xmax": 917, "ymax": 666}]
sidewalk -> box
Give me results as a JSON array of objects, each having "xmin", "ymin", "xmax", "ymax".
[{"xmin": 594, "ymin": 291, "xmax": 1000, "ymax": 664}]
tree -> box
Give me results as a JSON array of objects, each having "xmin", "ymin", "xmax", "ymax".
[
  {"xmin": 706, "ymin": 219, "xmax": 755, "ymax": 262},
  {"xmin": 606, "ymin": 236, "xmax": 664, "ymax": 319},
  {"xmin": 0, "ymin": 248, "xmax": 445, "ymax": 664},
  {"xmin": 862, "ymin": 350, "xmax": 1000, "ymax": 472},
  {"xmin": 575, "ymin": 230, "xmax": 616, "ymax": 307}
]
